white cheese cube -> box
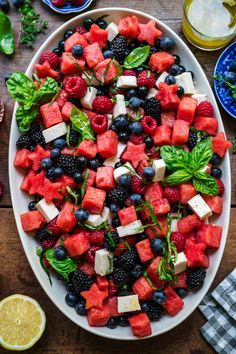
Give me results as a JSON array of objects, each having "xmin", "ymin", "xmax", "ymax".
[
  {"xmin": 175, "ymin": 72, "xmax": 196, "ymax": 95},
  {"xmin": 156, "ymin": 71, "xmax": 169, "ymax": 88},
  {"xmin": 117, "ymin": 295, "xmax": 141, "ymax": 313},
  {"xmin": 192, "ymin": 93, "xmax": 208, "ymax": 104},
  {"xmin": 174, "ymin": 252, "xmax": 187, "ymax": 274},
  {"xmin": 103, "ymin": 156, "xmax": 120, "ymax": 167},
  {"xmin": 114, "ymin": 162, "xmax": 134, "ymax": 182},
  {"xmin": 42, "ymin": 122, "xmax": 67, "ymax": 144},
  {"xmin": 113, "ymin": 94, "xmax": 127, "ymax": 118},
  {"xmin": 117, "ymin": 220, "xmax": 144, "ymax": 238},
  {"xmin": 152, "ymin": 159, "xmax": 166, "ymax": 182},
  {"xmin": 82, "ymin": 71, "xmax": 100, "ymax": 86},
  {"xmin": 36, "ymin": 198, "xmax": 59, "ymax": 223},
  {"xmin": 107, "ymin": 114, "xmax": 113, "ymax": 128},
  {"xmin": 107, "ymin": 22, "xmax": 119, "ymax": 42},
  {"xmin": 101, "ymin": 207, "xmax": 112, "ymax": 224},
  {"xmin": 188, "ymin": 194, "xmax": 212, "ymax": 220},
  {"xmin": 86, "ymin": 213, "xmax": 103, "ymax": 227},
  {"xmin": 147, "ymin": 88, "xmax": 158, "ymax": 99},
  {"xmin": 117, "ymin": 76, "xmax": 137, "ymax": 89},
  {"xmin": 94, "ymin": 249, "xmax": 113, "ymax": 276},
  {"xmin": 81, "ymin": 87, "xmax": 97, "ymax": 110}
]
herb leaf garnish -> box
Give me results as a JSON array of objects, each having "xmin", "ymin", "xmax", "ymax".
[
  {"xmin": 0, "ymin": 12, "xmax": 15, "ymax": 55},
  {"xmin": 44, "ymin": 249, "xmax": 77, "ymax": 282},
  {"xmin": 70, "ymin": 107, "xmax": 95, "ymax": 141},
  {"xmin": 81, "ymin": 170, "xmax": 90, "ymax": 198},
  {"xmin": 123, "ymin": 46, "xmax": 150, "ymax": 69}
]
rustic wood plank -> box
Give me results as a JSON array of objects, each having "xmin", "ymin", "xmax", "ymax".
[{"xmin": 1, "ymin": 207, "xmax": 235, "ymax": 353}]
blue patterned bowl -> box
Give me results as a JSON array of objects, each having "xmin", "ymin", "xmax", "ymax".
[
  {"xmin": 214, "ymin": 41, "xmax": 236, "ymax": 119},
  {"xmin": 41, "ymin": 0, "xmax": 94, "ymax": 14}
]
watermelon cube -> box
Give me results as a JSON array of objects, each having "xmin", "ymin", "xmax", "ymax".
[
  {"xmin": 145, "ymin": 218, "xmax": 168, "ymax": 239},
  {"xmin": 64, "ymin": 32, "xmax": 88, "ymax": 52},
  {"xmin": 145, "ymin": 182, "xmax": 164, "ymax": 202},
  {"xmin": 42, "ymin": 179, "xmax": 63, "ymax": 203},
  {"xmin": 54, "ymin": 175, "xmax": 76, "ymax": 196},
  {"xmin": 83, "ymin": 169, "xmax": 96, "ymax": 189},
  {"xmin": 20, "ymin": 210, "xmax": 46, "ymax": 232},
  {"xmin": 34, "ymin": 61, "xmax": 58, "ymax": 79},
  {"xmin": 118, "ymin": 15, "xmax": 140, "ymax": 39},
  {"xmin": 95, "ymin": 59, "xmax": 121, "ymax": 85},
  {"xmin": 61, "ymin": 101, "xmax": 74, "ymax": 122},
  {"xmin": 87, "ymin": 304, "xmax": 110, "ymax": 327},
  {"xmin": 56, "ymin": 202, "xmax": 78, "ymax": 232},
  {"xmin": 203, "ymin": 195, "xmax": 223, "ymax": 214},
  {"xmin": 136, "ymin": 239, "xmax": 154, "ymax": 263},
  {"xmin": 96, "ymin": 275, "xmax": 109, "ymax": 291},
  {"xmin": 28, "ymin": 145, "xmax": 51, "ymax": 172},
  {"xmin": 64, "ymin": 232, "xmax": 90, "ymax": 257},
  {"xmin": 118, "ymin": 206, "xmax": 138, "ymax": 226},
  {"xmin": 82, "ymin": 186, "xmax": 106, "ymax": 214},
  {"xmin": 79, "ymin": 261, "xmax": 96, "ymax": 277},
  {"xmin": 161, "ymin": 111, "xmax": 176, "ymax": 128},
  {"xmin": 128, "ymin": 313, "xmax": 152, "ymax": 338},
  {"xmin": 97, "ymin": 130, "xmax": 118, "ymax": 158},
  {"xmin": 172, "ymin": 119, "xmax": 189, "ymax": 145},
  {"xmin": 14, "ymin": 149, "xmax": 31, "ymax": 169},
  {"xmin": 95, "ymin": 166, "xmax": 115, "ymax": 191},
  {"xmin": 172, "ymin": 271, "xmax": 187, "ymax": 288},
  {"xmin": 152, "ymin": 125, "xmax": 171, "ymax": 146},
  {"xmin": 179, "ymin": 183, "xmax": 197, "ymax": 204},
  {"xmin": 153, "ymin": 198, "xmax": 171, "ymax": 216},
  {"xmin": 84, "ymin": 42, "xmax": 105, "ymax": 68},
  {"xmin": 60, "ymin": 52, "xmax": 85, "ymax": 75},
  {"xmin": 28, "ymin": 171, "xmax": 45, "ymax": 195},
  {"xmin": 194, "ymin": 116, "xmax": 218, "ymax": 136},
  {"xmin": 56, "ymin": 90, "xmax": 68, "ymax": 109},
  {"xmin": 177, "ymin": 214, "xmax": 203, "ymax": 233},
  {"xmin": 77, "ymin": 140, "xmax": 97, "ymax": 159},
  {"xmin": 40, "ymin": 101, "xmax": 63, "ymax": 128},
  {"xmin": 212, "ymin": 132, "xmax": 232, "ymax": 157},
  {"xmin": 177, "ymin": 97, "xmax": 197, "ymax": 124},
  {"xmin": 132, "ymin": 276, "xmax": 154, "ymax": 300},
  {"xmin": 146, "ymin": 256, "xmax": 166, "ymax": 289},
  {"xmin": 196, "ymin": 224, "xmax": 222, "ymax": 249},
  {"xmin": 156, "ymin": 82, "xmax": 180, "ymax": 111},
  {"xmin": 162, "ymin": 285, "xmax": 184, "ymax": 316},
  {"xmin": 149, "ymin": 52, "xmax": 175, "ymax": 73},
  {"xmin": 85, "ymin": 24, "xmax": 108, "ymax": 48},
  {"xmin": 107, "ymin": 297, "xmax": 120, "ymax": 317},
  {"xmin": 184, "ymin": 239, "xmax": 208, "ymax": 268},
  {"xmin": 20, "ymin": 170, "xmax": 36, "ymax": 193}
]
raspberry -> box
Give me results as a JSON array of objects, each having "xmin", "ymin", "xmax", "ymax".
[
  {"xmin": 129, "ymin": 133, "xmax": 145, "ymax": 144},
  {"xmin": 85, "ymin": 246, "xmax": 101, "ymax": 264},
  {"xmin": 131, "ymin": 175, "xmax": 146, "ymax": 194},
  {"xmin": 90, "ymin": 114, "xmax": 108, "ymax": 134},
  {"xmin": 47, "ymin": 218, "xmax": 62, "ymax": 236},
  {"xmin": 0, "ymin": 182, "xmax": 4, "ymax": 199},
  {"xmin": 163, "ymin": 187, "xmax": 180, "ymax": 204},
  {"xmin": 196, "ymin": 101, "xmax": 214, "ymax": 117},
  {"xmin": 122, "ymin": 69, "xmax": 136, "ymax": 76},
  {"xmin": 39, "ymin": 51, "xmax": 59, "ymax": 69},
  {"xmin": 140, "ymin": 116, "xmax": 157, "ymax": 135},
  {"xmin": 92, "ymin": 96, "xmax": 113, "ymax": 114},
  {"xmin": 109, "ymin": 279, "xmax": 118, "ymax": 296},
  {"xmin": 215, "ymin": 178, "xmax": 224, "ymax": 196},
  {"xmin": 75, "ymin": 25, "xmax": 87, "ymax": 34},
  {"xmin": 88, "ymin": 230, "xmax": 105, "ymax": 246},
  {"xmin": 64, "ymin": 76, "xmax": 87, "ymax": 99},
  {"xmin": 42, "ymin": 237, "xmax": 57, "ymax": 249},
  {"xmin": 170, "ymin": 232, "xmax": 186, "ymax": 252},
  {"xmin": 137, "ymin": 70, "xmax": 156, "ymax": 89}
]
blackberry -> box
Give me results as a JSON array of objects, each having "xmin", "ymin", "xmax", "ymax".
[
  {"xmin": 116, "ymin": 248, "xmax": 139, "ymax": 270},
  {"xmin": 187, "ymin": 268, "xmax": 206, "ymax": 290},
  {"xmin": 32, "ymin": 131, "xmax": 46, "ymax": 147},
  {"xmin": 16, "ymin": 134, "xmax": 31, "ymax": 150},
  {"xmin": 110, "ymin": 36, "xmax": 128, "ymax": 61},
  {"xmin": 29, "ymin": 122, "xmax": 41, "ymax": 135},
  {"xmin": 71, "ymin": 270, "xmax": 93, "ymax": 294},
  {"xmin": 147, "ymin": 301, "xmax": 163, "ymax": 321},
  {"xmin": 143, "ymin": 98, "xmax": 162, "ymax": 119},
  {"xmin": 187, "ymin": 129, "xmax": 209, "ymax": 150},
  {"xmin": 68, "ymin": 129, "xmax": 80, "ymax": 147},
  {"xmin": 104, "ymin": 230, "xmax": 120, "ymax": 251},
  {"xmin": 113, "ymin": 268, "xmax": 130, "ymax": 287},
  {"xmin": 35, "ymin": 227, "xmax": 50, "ymax": 243},
  {"xmin": 150, "ymin": 46, "xmax": 158, "ymax": 54},
  {"xmin": 57, "ymin": 155, "xmax": 77, "ymax": 177},
  {"xmin": 107, "ymin": 186, "xmax": 130, "ymax": 205}
]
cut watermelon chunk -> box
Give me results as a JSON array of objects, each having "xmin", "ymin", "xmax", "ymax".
[
  {"xmin": 179, "ymin": 183, "xmax": 197, "ymax": 204},
  {"xmin": 107, "ymin": 297, "xmax": 120, "ymax": 317},
  {"xmin": 96, "ymin": 275, "xmax": 109, "ymax": 291},
  {"xmin": 96, "ymin": 166, "xmax": 115, "ymax": 191},
  {"xmin": 177, "ymin": 97, "xmax": 197, "ymax": 124},
  {"xmin": 95, "ymin": 59, "xmax": 121, "ymax": 85},
  {"xmin": 184, "ymin": 239, "xmax": 208, "ymax": 267},
  {"xmin": 40, "ymin": 101, "xmax": 63, "ymax": 128},
  {"xmin": 64, "ymin": 32, "xmax": 88, "ymax": 52},
  {"xmin": 81, "ymin": 283, "xmax": 108, "ymax": 310},
  {"xmin": 60, "ymin": 52, "xmax": 85, "ymax": 75},
  {"xmin": 83, "ymin": 169, "xmax": 96, "ymax": 189},
  {"xmin": 172, "ymin": 119, "xmax": 189, "ymax": 145},
  {"xmin": 84, "ymin": 42, "xmax": 105, "ymax": 68},
  {"xmin": 28, "ymin": 145, "xmax": 51, "ymax": 171},
  {"xmin": 138, "ymin": 20, "xmax": 162, "ymax": 45},
  {"xmin": 128, "ymin": 313, "xmax": 152, "ymax": 338},
  {"xmin": 61, "ymin": 101, "xmax": 74, "ymax": 122},
  {"xmin": 21, "ymin": 210, "xmax": 46, "ymax": 232},
  {"xmin": 118, "ymin": 15, "xmax": 140, "ymax": 39},
  {"xmin": 87, "ymin": 304, "xmax": 110, "ymax": 327},
  {"xmin": 194, "ymin": 116, "xmax": 218, "ymax": 136},
  {"xmin": 149, "ymin": 52, "xmax": 174, "ymax": 73},
  {"xmin": 77, "ymin": 140, "xmax": 97, "ymax": 159},
  {"xmin": 56, "ymin": 89, "xmax": 69, "ymax": 109},
  {"xmin": 64, "ymin": 232, "xmax": 90, "ymax": 257},
  {"xmin": 172, "ymin": 271, "xmax": 187, "ymax": 288},
  {"xmin": 135, "ymin": 239, "xmax": 154, "ymax": 263},
  {"xmin": 79, "ymin": 261, "xmax": 96, "ymax": 277},
  {"xmin": 34, "ymin": 61, "xmax": 58, "ymax": 79},
  {"xmin": 28, "ymin": 171, "xmax": 45, "ymax": 195},
  {"xmin": 161, "ymin": 111, "xmax": 176, "ymax": 128},
  {"xmin": 82, "ymin": 186, "xmax": 106, "ymax": 214},
  {"xmin": 57, "ymin": 175, "xmax": 77, "ymax": 196},
  {"xmin": 146, "ymin": 256, "xmax": 166, "ymax": 289},
  {"xmin": 97, "ymin": 130, "xmax": 118, "ymax": 158},
  {"xmin": 145, "ymin": 217, "xmax": 168, "ymax": 239},
  {"xmin": 14, "ymin": 149, "xmax": 31, "ymax": 169},
  {"xmin": 118, "ymin": 206, "xmax": 138, "ymax": 226},
  {"xmin": 152, "ymin": 125, "xmax": 171, "ymax": 146},
  {"xmin": 212, "ymin": 132, "xmax": 233, "ymax": 157},
  {"xmin": 162, "ymin": 284, "xmax": 184, "ymax": 316},
  {"xmin": 20, "ymin": 170, "xmax": 36, "ymax": 193},
  {"xmin": 132, "ymin": 276, "xmax": 153, "ymax": 300},
  {"xmin": 196, "ymin": 224, "xmax": 222, "ymax": 249},
  {"xmin": 177, "ymin": 214, "xmax": 203, "ymax": 233},
  {"xmin": 203, "ymin": 195, "xmax": 223, "ymax": 214},
  {"xmin": 85, "ymin": 24, "xmax": 108, "ymax": 48},
  {"xmin": 156, "ymin": 82, "xmax": 180, "ymax": 111},
  {"xmin": 56, "ymin": 202, "xmax": 78, "ymax": 232}
]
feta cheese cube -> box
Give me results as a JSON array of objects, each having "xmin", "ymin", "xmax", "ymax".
[
  {"xmin": 42, "ymin": 122, "xmax": 67, "ymax": 144},
  {"xmin": 117, "ymin": 295, "xmax": 141, "ymax": 313},
  {"xmin": 86, "ymin": 213, "xmax": 103, "ymax": 227},
  {"xmin": 147, "ymin": 88, "xmax": 158, "ymax": 99},
  {"xmin": 175, "ymin": 72, "xmax": 196, "ymax": 95},
  {"xmin": 117, "ymin": 220, "xmax": 144, "ymax": 238},
  {"xmin": 94, "ymin": 249, "xmax": 113, "ymax": 276},
  {"xmin": 192, "ymin": 93, "xmax": 208, "ymax": 104},
  {"xmin": 81, "ymin": 87, "xmax": 97, "ymax": 110},
  {"xmin": 152, "ymin": 159, "xmax": 166, "ymax": 182},
  {"xmin": 82, "ymin": 71, "xmax": 100, "ymax": 86},
  {"xmin": 188, "ymin": 194, "xmax": 212, "ymax": 220},
  {"xmin": 156, "ymin": 71, "xmax": 169, "ymax": 88},
  {"xmin": 113, "ymin": 94, "xmax": 127, "ymax": 118},
  {"xmin": 107, "ymin": 22, "xmax": 119, "ymax": 42},
  {"xmin": 173, "ymin": 252, "xmax": 187, "ymax": 274},
  {"xmin": 107, "ymin": 114, "xmax": 113, "ymax": 128},
  {"xmin": 36, "ymin": 198, "xmax": 59, "ymax": 222},
  {"xmin": 101, "ymin": 206, "xmax": 112, "ymax": 224},
  {"xmin": 117, "ymin": 76, "xmax": 137, "ymax": 89},
  {"xmin": 114, "ymin": 162, "xmax": 134, "ymax": 182}
]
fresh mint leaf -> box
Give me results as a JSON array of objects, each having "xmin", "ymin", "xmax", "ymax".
[
  {"xmin": 66, "ymin": 186, "xmax": 79, "ymax": 206},
  {"xmin": 0, "ymin": 12, "xmax": 15, "ymax": 55},
  {"xmin": 191, "ymin": 137, "xmax": 213, "ymax": 171},
  {"xmin": 193, "ymin": 171, "xmax": 219, "ymax": 195},
  {"xmin": 123, "ymin": 46, "xmax": 150, "ymax": 69},
  {"xmin": 45, "ymin": 249, "xmax": 77, "ymax": 282},
  {"xmin": 163, "ymin": 170, "xmax": 192, "ymax": 186},
  {"xmin": 70, "ymin": 107, "xmax": 95, "ymax": 141},
  {"xmin": 160, "ymin": 145, "xmax": 191, "ymax": 172},
  {"xmin": 7, "ymin": 71, "xmax": 36, "ymax": 105}
]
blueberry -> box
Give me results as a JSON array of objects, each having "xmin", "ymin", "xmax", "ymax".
[
  {"xmin": 131, "ymin": 122, "xmax": 142, "ymax": 134},
  {"xmin": 12, "ymin": 0, "xmax": 24, "ymax": 9},
  {"xmin": 110, "ymin": 203, "xmax": 120, "ymax": 213},
  {"xmin": 160, "ymin": 37, "xmax": 175, "ymax": 51},
  {"xmin": 130, "ymin": 193, "xmax": 142, "ymax": 205},
  {"xmin": 211, "ymin": 167, "xmax": 222, "ymax": 178},
  {"xmin": 114, "ymin": 161, "xmax": 123, "ymax": 169},
  {"xmin": 145, "ymin": 136, "xmax": 154, "ymax": 149},
  {"xmin": 143, "ymin": 166, "xmax": 155, "ymax": 180},
  {"xmin": 83, "ymin": 17, "xmax": 94, "ymax": 30},
  {"xmin": 176, "ymin": 288, "xmax": 188, "ymax": 298},
  {"xmin": 141, "ymin": 302, "xmax": 150, "ymax": 312},
  {"xmin": 107, "ymin": 318, "xmax": 117, "ymax": 329},
  {"xmin": 169, "ymin": 64, "xmax": 181, "ymax": 76},
  {"xmin": 0, "ymin": 0, "xmax": 9, "ymax": 12},
  {"xmin": 73, "ymin": 172, "xmax": 83, "ymax": 183},
  {"xmin": 75, "ymin": 208, "xmax": 89, "ymax": 222},
  {"xmin": 53, "ymin": 138, "xmax": 66, "ymax": 149},
  {"xmin": 76, "ymin": 156, "xmax": 87, "ymax": 171},
  {"xmin": 46, "ymin": 168, "xmax": 56, "ymax": 181},
  {"xmin": 64, "ymin": 29, "xmax": 74, "ymax": 40},
  {"xmin": 119, "ymin": 174, "xmax": 132, "ymax": 187},
  {"xmin": 72, "ymin": 44, "xmax": 84, "ymax": 57},
  {"xmin": 51, "ymin": 148, "xmax": 61, "ymax": 159},
  {"xmin": 138, "ymin": 86, "xmax": 149, "ymax": 99},
  {"xmin": 173, "ymin": 54, "xmax": 180, "ymax": 65},
  {"xmin": 131, "ymin": 264, "xmax": 143, "ymax": 278},
  {"xmin": 103, "ymin": 50, "xmax": 114, "ymax": 59},
  {"xmin": 210, "ymin": 153, "xmax": 221, "ymax": 166},
  {"xmin": 136, "ymin": 67, "xmax": 145, "ymax": 75},
  {"xmin": 152, "ymin": 290, "xmax": 166, "ymax": 304},
  {"xmin": 112, "ymin": 217, "xmax": 120, "ymax": 228},
  {"xmin": 129, "ymin": 97, "xmax": 141, "ymax": 109},
  {"xmin": 118, "ymin": 131, "xmax": 129, "ymax": 142},
  {"xmin": 87, "ymin": 158, "xmax": 101, "ymax": 171},
  {"xmin": 58, "ymin": 40, "xmax": 65, "ymax": 52},
  {"xmin": 54, "ymin": 166, "xmax": 63, "ymax": 178},
  {"xmin": 224, "ymin": 71, "xmax": 236, "ymax": 84},
  {"xmin": 165, "ymin": 75, "xmax": 176, "ymax": 85},
  {"xmin": 126, "ymin": 88, "xmax": 138, "ymax": 100},
  {"xmin": 54, "ymin": 246, "xmax": 67, "ymax": 260},
  {"xmin": 53, "ymin": 47, "xmax": 62, "ymax": 56},
  {"xmin": 75, "ymin": 302, "xmax": 86, "ymax": 315},
  {"xmin": 114, "ymin": 115, "xmax": 129, "ymax": 131},
  {"xmin": 177, "ymin": 86, "xmax": 185, "ymax": 96},
  {"xmin": 229, "ymin": 60, "xmax": 236, "ymax": 73},
  {"xmin": 65, "ymin": 292, "xmax": 78, "ymax": 307},
  {"xmin": 117, "ymin": 316, "xmax": 129, "ymax": 327},
  {"xmin": 151, "ymin": 238, "xmax": 164, "ymax": 253},
  {"xmin": 28, "ymin": 201, "xmax": 36, "ymax": 211},
  {"xmin": 96, "ymin": 18, "xmax": 108, "ymax": 29},
  {"xmin": 178, "ymin": 65, "xmax": 186, "ymax": 74}
]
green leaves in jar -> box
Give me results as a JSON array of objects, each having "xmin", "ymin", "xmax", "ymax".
[
  {"xmin": 123, "ymin": 45, "xmax": 150, "ymax": 69},
  {"xmin": 0, "ymin": 12, "xmax": 15, "ymax": 55},
  {"xmin": 70, "ymin": 107, "xmax": 95, "ymax": 141}
]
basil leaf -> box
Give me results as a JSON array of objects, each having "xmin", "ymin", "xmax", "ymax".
[
  {"xmin": 123, "ymin": 46, "xmax": 150, "ymax": 69},
  {"xmin": 0, "ymin": 12, "xmax": 14, "ymax": 55},
  {"xmin": 162, "ymin": 170, "xmax": 192, "ymax": 186},
  {"xmin": 161, "ymin": 145, "xmax": 191, "ymax": 172},
  {"xmin": 45, "ymin": 249, "xmax": 77, "ymax": 281},
  {"xmin": 7, "ymin": 71, "xmax": 36, "ymax": 105},
  {"xmin": 34, "ymin": 77, "xmax": 59, "ymax": 104},
  {"xmin": 70, "ymin": 106, "xmax": 95, "ymax": 141},
  {"xmin": 191, "ymin": 137, "xmax": 213, "ymax": 171},
  {"xmin": 193, "ymin": 171, "xmax": 219, "ymax": 195},
  {"xmin": 16, "ymin": 106, "xmax": 38, "ymax": 133}
]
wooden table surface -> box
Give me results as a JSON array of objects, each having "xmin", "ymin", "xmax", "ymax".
[{"xmin": 1, "ymin": 1, "xmax": 236, "ymax": 353}]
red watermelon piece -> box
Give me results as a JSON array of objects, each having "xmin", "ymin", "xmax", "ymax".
[
  {"xmin": 118, "ymin": 206, "xmax": 138, "ymax": 226},
  {"xmin": 138, "ymin": 20, "xmax": 162, "ymax": 45},
  {"xmin": 20, "ymin": 170, "xmax": 36, "ymax": 193},
  {"xmin": 28, "ymin": 145, "xmax": 51, "ymax": 171},
  {"xmin": 177, "ymin": 97, "xmax": 197, "ymax": 124},
  {"xmin": 64, "ymin": 32, "xmax": 88, "ymax": 52},
  {"xmin": 128, "ymin": 313, "xmax": 152, "ymax": 338},
  {"xmin": 64, "ymin": 232, "xmax": 90, "ymax": 257},
  {"xmin": 60, "ymin": 52, "xmax": 85, "ymax": 75},
  {"xmin": 81, "ymin": 283, "xmax": 108, "ymax": 310},
  {"xmin": 14, "ymin": 149, "xmax": 31, "ymax": 169},
  {"xmin": 135, "ymin": 239, "xmax": 154, "ymax": 263},
  {"xmin": 56, "ymin": 89, "xmax": 69, "ymax": 109},
  {"xmin": 87, "ymin": 305, "xmax": 110, "ymax": 327},
  {"xmin": 212, "ymin": 132, "xmax": 233, "ymax": 157},
  {"xmin": 203, "ymin": 195, "xmax": 223, "ymax": 214},
  {"xmin": 56, "ymin": 202, "xmax": 78, "ymax": 232},
  {"xmin": 145, "ymin": 218, "xmax": 168, "ymax": 239},
  {"xmin": 179, "ymin": 183, "xmax": 197, "ymax": 204},
  {"xmin": 21, "ymin": 210, "xmax": 46, "ymax": 232},
  {"xmin": 95, "ymin": 59, "xmax": 121, "ymax": 85},
  {"xmin": 132, "ymin": 276, "xmax": 153, "ymax": 300},
  {"xmin": 161, "ymin": 111, "xmax": 176, "ymax": 128},
  {"xmin": 118, "ymin": 15, "xmax": 140, "ymax": 39},
  {"xmin": 184, "ymin": 239, "xmax": 208, "ymax": 268},
  {"xmin": 96, "ymin": 275, "xmax": 109, "ymax": 291},
  {"xmin": 40, "ymin": 101, "xmax": 63, "ymax": 128},
  {"xmin": 172, "ymin": 271, "xmax": 188, "ymax": 288},
  {"xmin": 156, "ymin": 82, "xmax": 180, "ymax": 111},
  {"xmin": 177, "ymin": 214, "xmax": 203, "ymax": 233},
  {"xmin": 97, "ymin": 130, "xmax": 118, "ymax": 158},
  {"xmin": 84, "ymin": 42, "xmax": 105, "ymax": 68},
  {"xmin": 194, "ymin": 116, "xmax": 218, "ymax": 136},
  {"xmin": 172, "ymin": 119, "xmax": 190, "ymax": 145},
  {"xmin": 162, "ymin": 284, "xmax": 184, "ymax": 316},
  {"xmin": 122, "ymin": 142, "xmax": 148, "ymax": 168},
  {"xmin": 61, "ymin": 101, "xmax": 74, "ymax": 122},
  {"xmin": 196, "ymin": 224, "xmax": 222, "ymax": 249},
  {"xmin": 152, "ymin": 125, "xmax": 171, "ymax": 146},
  {"xmin": 146, "ymin": 256, "xmax": 166, "ymax": 289},
  {"xmin": 34, "ymin": 61, "xmax": 58, "ymax": 79},
  {"xmin": 149, "ymin": 52, "xmax": 174, "ymax": 73},
  {"xmin": 85, "ymin": 24, "xmax": 108, "ymax": 48},
  {"xmin": 77, "ymin": 140, "xmax": 97, "ymax": 159},
  {"xmin": 107, "ymin": 297, "xmax": 120, "ymax": 317},
  {"xmin": 96, "ymin": 166, "xmax": 115, "ymax": 191},
  {"xmin": 82, "ymin": 186, "xmax": 106, "ymax": 214}
]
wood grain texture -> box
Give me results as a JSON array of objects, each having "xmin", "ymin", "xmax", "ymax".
[{"xmin": 1, "ymin": 208, "xmax": 236, "ymax": 354}]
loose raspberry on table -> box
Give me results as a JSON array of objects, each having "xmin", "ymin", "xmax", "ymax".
[
  {"xmin": 129, "ymin": 133, "xmax": 145, "ymax": 144},
  {"xmin": 47, "ymin": 218, "xmax": 62, "ymax": 236},
  {"xmin": 64, "ymin": 76, "xmax": 87, "ymax": 99},
  {"xmin": 137, "ymin": 70, "xmax": 156, "ymax": 89},
  {"xmin": 170, "ymin": 232, "xmax": 186, "ymax": 252},
  {"xmin": 85, "ymin": 246, "xmax": 101, "ymax": 264},
  {"xmin": 39, "ymin": 51, "xmax": 59, "ymax": 69},
  {"xmin": 140, "ymin": 115, "xmax": 157, "ymax": 135},
  {"xmin": 92, "ymin": 96, "xmax": 113, "ymax": 114},
  {"xmin": 163, "ymin": 186, "xmax": 180, "ymax": 204},
  {"xmin": 122, "ymin": 69, "xmax": 136, "ymax": 76},
  {"xmin": 130, "ymin": 175, "xmax": 146, "ymax": 194},
  {"xmin": 90, "ymin": 114, "xmax": 108, "ymax": 134},
  {"xmin": 215, "ymin": 178, "xmax": 224, "ymax": 196},
  {"xmin": 196, "ymin": 101, "xmax": 214, "ymax": 117},
  {"xmin": 42, "ymin": 237, "xmax": 57, "ymax": 249},
  {"xmin": 88, "ymin": 230, "xmax": 105, "ymax": 246},
  {"xmin": 75, "ymin": 25, "xmax": 87, "ymax": 34}
]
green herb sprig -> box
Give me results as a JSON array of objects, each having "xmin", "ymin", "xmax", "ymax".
[
  {"xmin": 136, "ymin": 199, "xmax": 162, "ymax": 236},
  {"xmin": 66, "ymin": 186, "xmax": 80, "ymax": 206},
  {"xmin": 70, "ymin": 107, "xmax": 95, "ymax": 141},
  {"xmin": 123, "ymin": 46, "xmax": 150, "ymax": 69},
  {"xmin": 81, "ymin": 170, "xmax": 90, "ymax": 198},
  {"xmin": 44, "ymin": 249, "xmax": 77, "ymax": 282}
]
